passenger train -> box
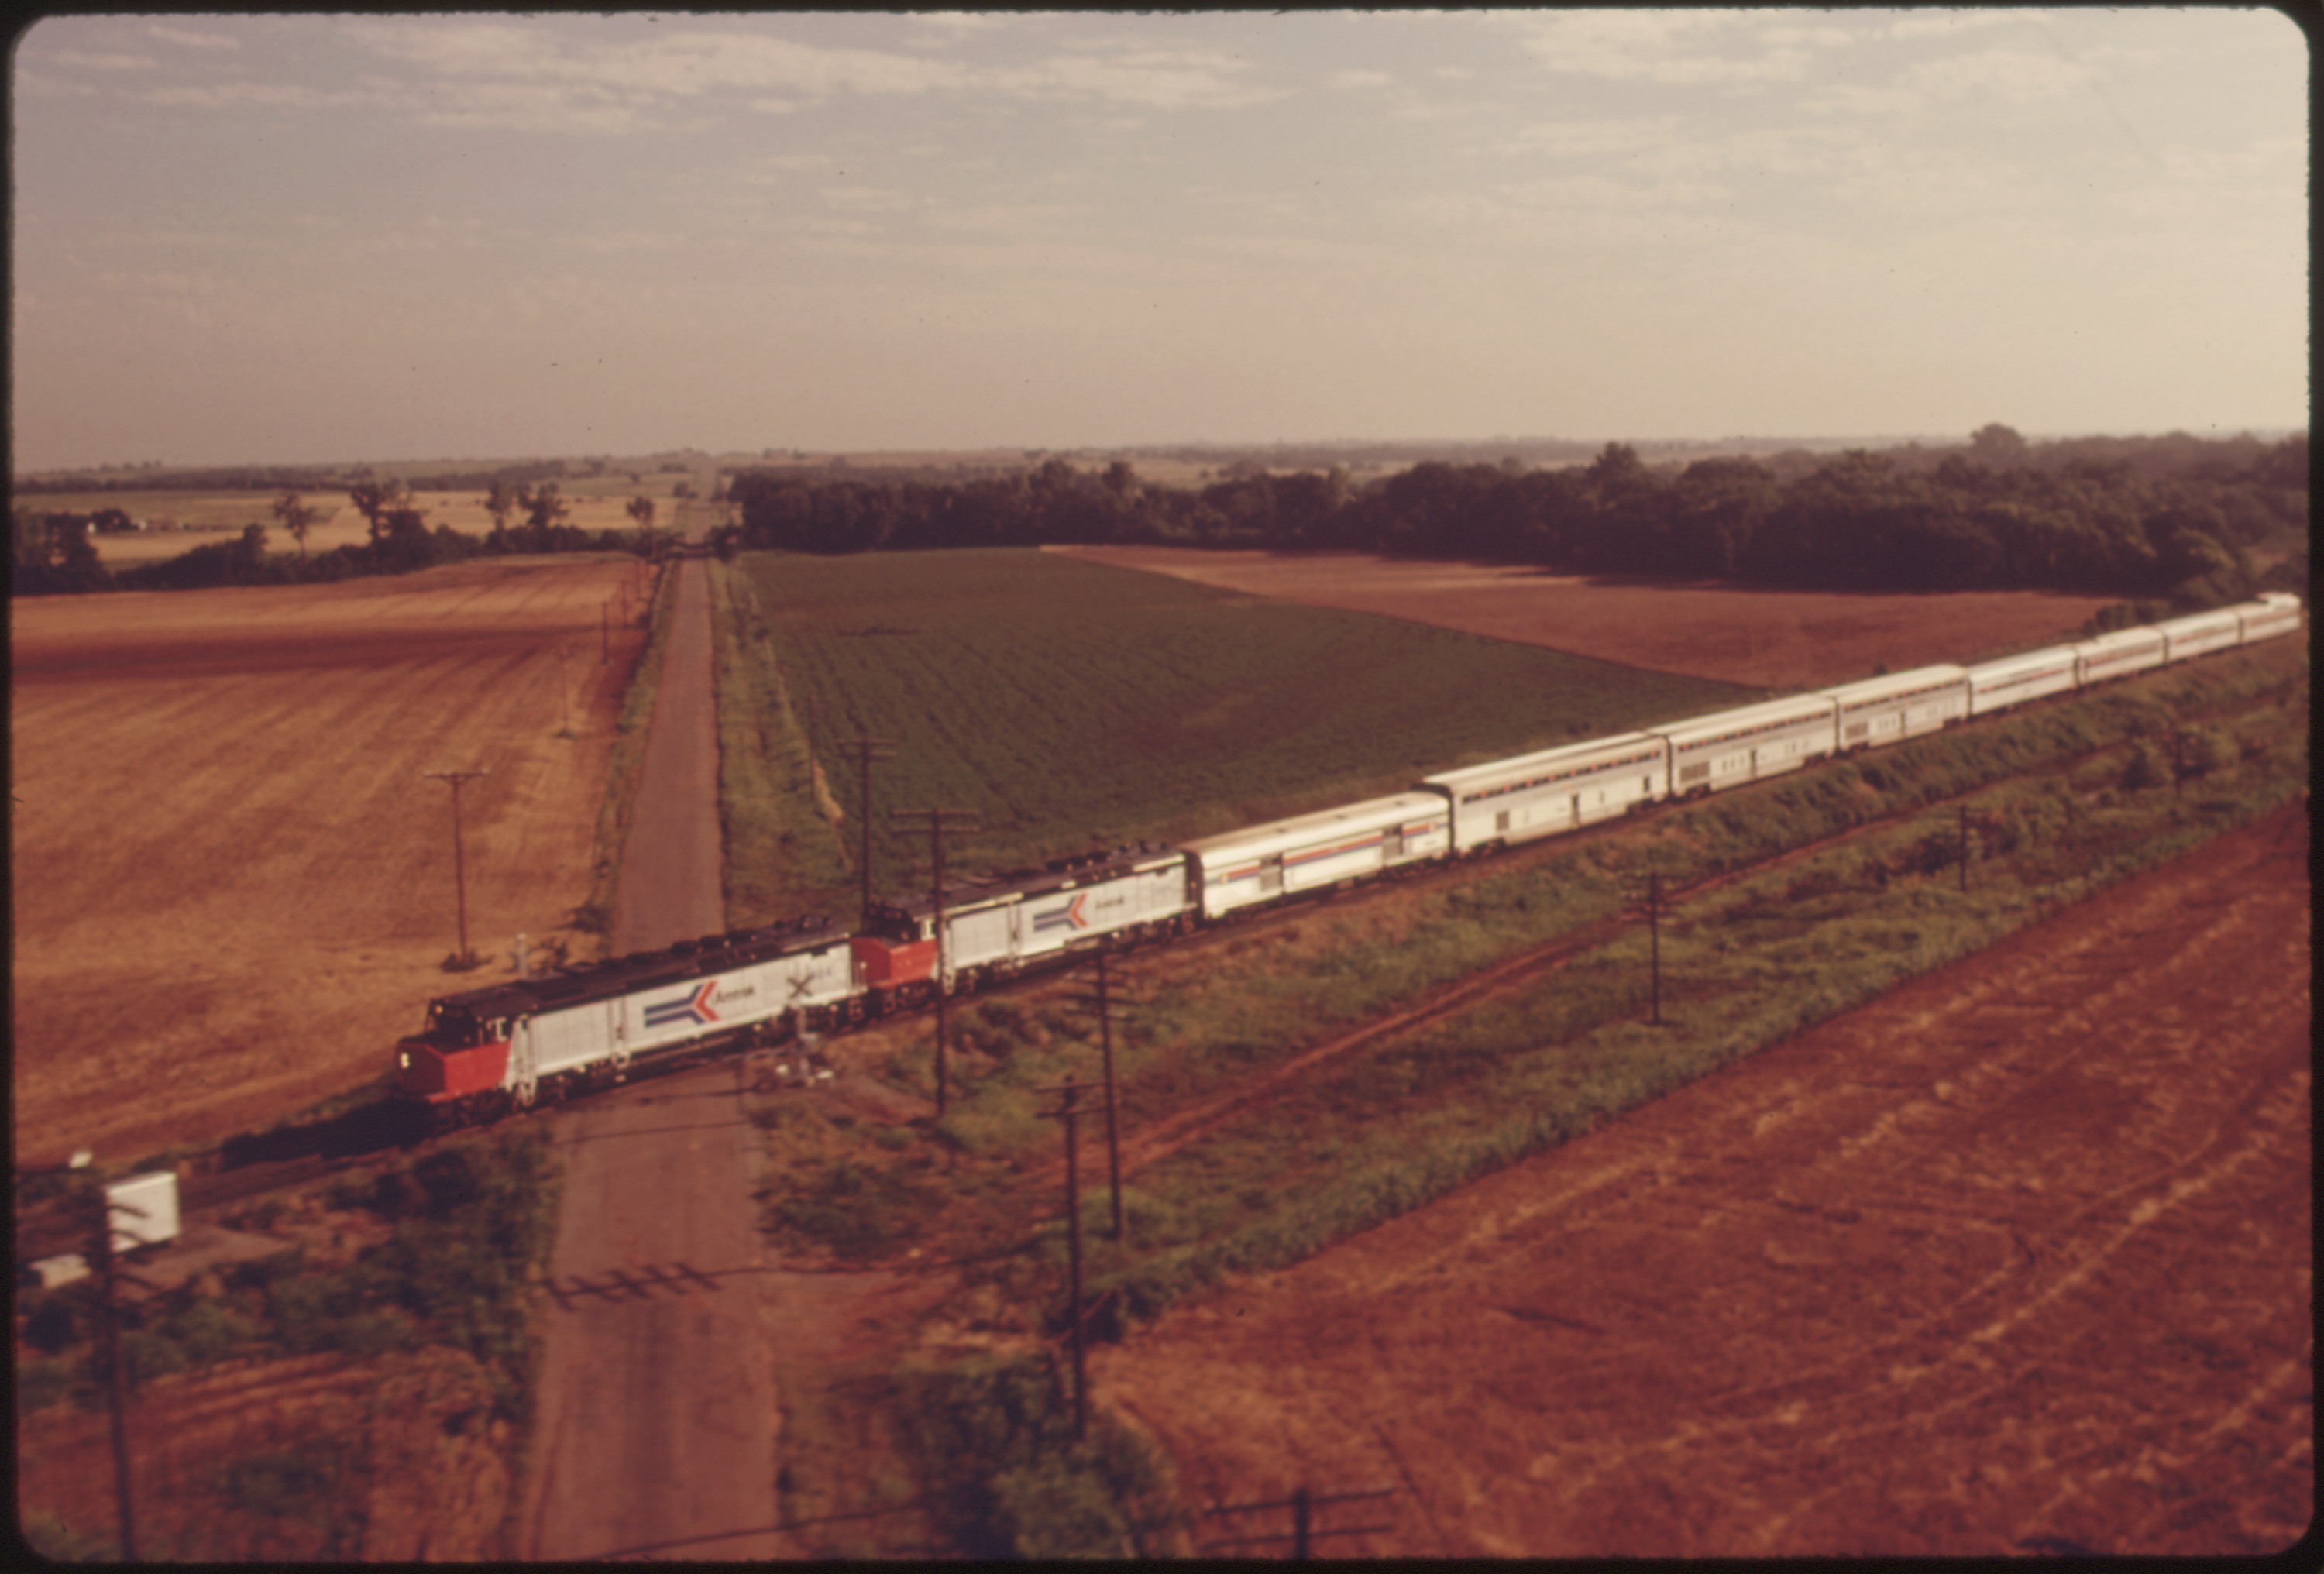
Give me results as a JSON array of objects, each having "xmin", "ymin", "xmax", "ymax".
[{"xmin": 394, "ymin": 591, "xmax": 2303, "ymax": 1122}]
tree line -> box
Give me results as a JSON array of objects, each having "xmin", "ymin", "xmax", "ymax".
[
  {"xmin": 12, "ymin": 479, "xmax": 659, "ymax": 596},
  {"xmin": 727, "ymin": 427, "xmax": 2306, "ymax": 607}
]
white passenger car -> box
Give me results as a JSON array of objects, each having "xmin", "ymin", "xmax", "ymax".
[
  {"xmin": 2231, "ymin": 595, "xmax": 2303, "ymax": 644},
  {"xmin": 2072, "ymin": 627, "xmax": 2166, "ymax": 685},
  {"xmin": 1964, "ymin": 645, "xmax": 2081, "ymax": 717},
  {"xmin": 2151, "ymin": 608, "xmax": 2244, "ymax": 665},
  {"xmin": 1817, "ymin": 665, "xmax": 1970, "ymax": 750},
  {"xmin": 1181, "ymin": 792, "xmax": 1451, "ymax": 919},
  {"xmin": 1652, "ymin": 695, "xmax": 1840, "ymax": 797},
  {"xmin": 1423, "ymin": 732, "xmax": 1669, "ymax": 853}
]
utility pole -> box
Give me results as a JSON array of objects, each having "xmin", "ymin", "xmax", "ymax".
[
  {"xmin": 889, "ymin": 806, "xmax": 979, "ymax": 1117},
  {"xmin": 600, "ymin": 599, "xmax": 610, "ymax": 663},
  {"xmin": 424, "ymin": 768, "xmax": 489, "ymax": 967},
  {"xmin": 1958, "ymin": 802, "xmax": 1972, "ymax": 892},
  {"xmin": 1071, "ymin": 954, "xmax": 1134, "ymax": 1240},
  {"xmin": 555, "ymin": 643, "xmax": 572, "ymax": 735},
  {"xmin": 88, "ymin": 1186, "xmax": 152, "ymax": 1562},
  {"xmin": 846, "ymin": 737, "xmax": 898, "ymax": 928},
  {"xmin": 1033, "ymin": 1076, "xmax": 1090, "ymax": 1442}
]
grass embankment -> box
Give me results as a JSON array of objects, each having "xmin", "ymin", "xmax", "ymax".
[
  {"xmin": 574, "ymin": 558, "xmax": 680, "ymax": 943},
  {"xmin": 744, "ymin": 639, "xmax": 2305, "ymax": 1553},
  {"xmin": 720, "ymin": 547, "xmax": 1753, "ymax": 923},
  {"xmin": 15, "ymin": 1126, "xmax": 560, "ymax": 1560},
  {"xmin": 711, "ymin": 559, "xmax": 856, "ymax": 925}
]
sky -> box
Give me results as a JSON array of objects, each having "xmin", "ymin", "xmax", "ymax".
[{"xmin": 9, "ymin": 9, "xmax": 2309, "ymax": 471}]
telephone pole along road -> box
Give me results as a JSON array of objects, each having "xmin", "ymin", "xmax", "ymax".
[{"xmin": 519, "ymin": 486, "xmax": 797, "ymax": 1561}]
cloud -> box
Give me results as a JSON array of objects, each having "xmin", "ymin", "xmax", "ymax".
[
  {"xmin": 1511, "ymin": 10, "xmax": 1851, "ymax": 86},
  {"xmin": 46, "ymin": 49, "xmax": 157, "ymax": 72},
  {"xmin": 1329, "ymin": 69, "xmax": 1393, "ymax": 91},
  {"xmin": 146, "ymin": 23, "xmax": 242, "ymax": 51}
]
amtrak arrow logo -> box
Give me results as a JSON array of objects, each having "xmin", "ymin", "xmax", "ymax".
[
  {"xmin": 1033, "ymin": 892, "xmax": 1090, "ymax": 934},
  {"xmin": 644, "ymin": 979, "xmax": 722, "ymax": 1029}
]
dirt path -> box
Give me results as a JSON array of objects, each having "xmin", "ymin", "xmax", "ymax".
[
  {"xmin": 1093, "ymin": 804, "xmax": 2312, "ymax": 1557},
  {"xmin": 521, "ymin": 486, "xmax": 793, "ymax": 1560},
  {"xmin": 610, "ymin": 553, "xmax": 724, "ymax": 954}
]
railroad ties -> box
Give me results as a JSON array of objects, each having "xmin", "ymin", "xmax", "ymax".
[{"xmin": 544, "ymin": 1260, "xmax": 723, "ymax": 1311}]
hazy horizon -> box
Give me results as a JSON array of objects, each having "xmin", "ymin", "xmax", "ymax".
[{"xmin": 12, "ymin": 10, "xmax": 2306, "ymax": 472}]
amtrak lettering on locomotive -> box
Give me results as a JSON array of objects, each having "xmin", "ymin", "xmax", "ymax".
[{"xmin": 396, "ymin": 593, "xmax": 2302, "ymax": 1121}]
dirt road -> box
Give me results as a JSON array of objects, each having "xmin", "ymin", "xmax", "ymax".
[
  {"xmin": 1095, "ymin": 804, "xmax": 2312, "ymax": 1557},
  {"xmin": 521, "ymin": 491, "xmax": 792, "ymax": 1560},
  {"xmin": 610, "ymin": 554, "xmax": 725, "ymax": 954}
]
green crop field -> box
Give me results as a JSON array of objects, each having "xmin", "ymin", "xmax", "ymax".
[{"xmin": 718, "ymin": 547, "xmax": 1754, "ymax": 921}]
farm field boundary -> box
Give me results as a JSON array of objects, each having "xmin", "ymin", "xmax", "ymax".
[{"xmin": 1048, "ymin": 543, "xmax": 2125, "ymax": 691}]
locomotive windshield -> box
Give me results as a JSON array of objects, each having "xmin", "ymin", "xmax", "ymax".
[{"xmin": 421, "ymin": 1002, "xmax": 488, "ymax": 1046}]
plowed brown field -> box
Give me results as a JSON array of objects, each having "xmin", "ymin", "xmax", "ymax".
[
  {"xmin": 11, "ymin": 557, "xmax": 651, "ymax": 1168},
  {"xmin": 1093, "ymin": 804, "xmax": 2312, "ymax": 1558},
  {"xmin": 1049, "ymin": 545, "xmax": 2119, "ymax": 690}
]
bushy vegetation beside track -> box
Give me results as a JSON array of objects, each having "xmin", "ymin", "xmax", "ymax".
[
  {"xmin": 893, "ymin": 1349, "xmax": 1186, "ymax": 1557},
  {"xmin": 15, "ymin": 1126, "xmax": 560, "ymax": 1423},
  {"xmin": 722, "ymin": 547, "xmax": 1751, "ymax": 916}
]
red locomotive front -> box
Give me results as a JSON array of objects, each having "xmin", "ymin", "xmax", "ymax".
[{"xmin": 395, "ymin": 999, "xmax": 510, "ymax": 1102}]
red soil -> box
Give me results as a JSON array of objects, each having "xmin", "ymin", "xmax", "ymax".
[
  {"xmin": 1050, "ymin": 545, "xmax": 2121, "ymax": 691},
  {"xmin": 1093, "ymin": 803, "xmax": 2312, "ymax": 1557}
]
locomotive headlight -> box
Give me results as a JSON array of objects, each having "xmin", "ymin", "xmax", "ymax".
[{"xmin": 398, "ymin": 1050, "xmax": 410, "ymax": 1070}]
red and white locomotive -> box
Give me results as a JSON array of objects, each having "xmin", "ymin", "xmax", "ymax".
[{"xmin": 394, "ymin": 592, "xmax": 2302, "ymax": 1120}]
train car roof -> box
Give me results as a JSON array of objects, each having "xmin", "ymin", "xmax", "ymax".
[
  {"xmin": 1422, "ymin": 731, "xmax": 1664, "ymax": 792},
  {"xmin": 1177, "ymin": 792, "xmax": 1447, "ymax": 862},
  {"xmin": 1648, "ymin": 691, "xmax": 1838, "ymax": 746},
  {"xmin": 1814, "ymin": 664, "xmax": 1970, "ymax": 706},
  {"xmin": 876, "ymin": 841, "xmax": 1184, "ymax": 921},
  {"xmin": 425, "ymin": 913, "xmax": 850, "ymax": 1017}
]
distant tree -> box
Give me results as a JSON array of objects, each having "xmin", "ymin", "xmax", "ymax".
[
  {"xmin": 485, "ymin": 477, "xmax": 520, "ymax": 535},
  {"xmin": 626, "ymin": 495, "xmax": 655, "ymax": 531},
  {"xmin": 524, "ymin": 483, "xmax": 569, "ymax": 533},
  {"xmin": 273, "ymin": 490, "xmax": 320, "ymax": 558},
  {"xmin": 348, "ymin": 479, "xmax": 408, "ymax": 545},
  {"xmin": 1970, "ymin": 423, "xmax": 2029, "ymax": 468}
]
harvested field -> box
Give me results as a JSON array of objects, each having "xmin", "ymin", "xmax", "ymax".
[
  {"xmin": 1050, "ymin": 545, "xmax": 2121, "ymax": 691},
  {"xmin": 1092, "ymin": 803, "xmax": 2312, "ymax": 1557},
  {"xmin": 44, "ymin": 486, "xmax": 695, "ymax": 565},
  {"xmin": 10, "ymin": 555, "xmax": 652, "ymax": 1168}
]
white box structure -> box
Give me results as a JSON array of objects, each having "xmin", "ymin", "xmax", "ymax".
[
  {"xmin": 2151, "ymin": 608, "xmax": 2244, "ymax": 665},
  {"xmin": 1181, "ymin": 792, "xmax": 1451, "ymax": 919},
  {"xmin": 2073, "ymin": 628, "xmax": 2166, "ymax": 685},
  {"xmin": 105, "ymin": 1170, "xmax": 180, "ymax": 1253},
  {"xmin": 1817, "ymin": 665, "xmax": 1972, "ymax": 750},
  {"xmin": 1651, "ymin": 695, "xmax": 1840, "ymax": 796},
  {"xmin": 1424, "ymin": 732, "xmax": 1669, "ymax": 853}
]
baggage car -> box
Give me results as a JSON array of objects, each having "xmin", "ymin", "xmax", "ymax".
[{"xmin": 1423, "ymin": 731, "xmax": 1669, "ymax": 853}]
